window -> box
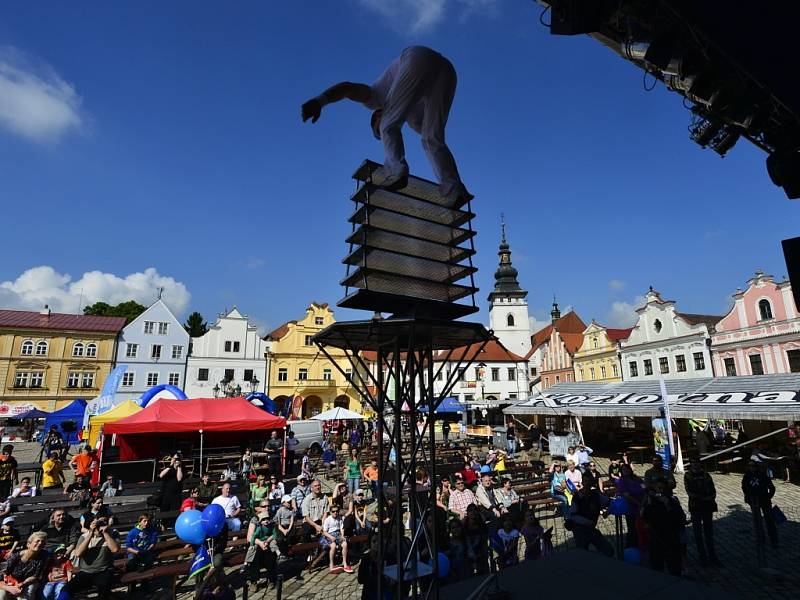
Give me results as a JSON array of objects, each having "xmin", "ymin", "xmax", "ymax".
[
  {"xmin": 749, "ymin": 354, "xmax": 764, "ymax": 375},
  {"xmin": 314, "ymin": 317, "xmax": 324, "ymax": 326},
  {"xmin": 168, "ymin": 373, "xmax": 180, "ymax": 386},
  {"xmin": 509, "ymin": 393, "xmax": 517, "ymax": 399},
  {"xmin": 530, "ymin": 367, "xmax": 537, "ymax": 376},
  {"xmin": 600, "ymin": 365, "xmax": 607, "ymax": 378},
  {"xmin": 20, "ymin": 341, "xmax": 33, "ymax": 356},
  {"xmin": 147, "ymin": 372, "xmax": 159, "ymax": 387},
  {"xmin": 72, "ymin": 342, "xmax": 84, "ymax": 357},
  {"xmin": 86, "ymin": 343, "xmax": 97, "ymax": 358},
  {"xmin": 233, "ymin": 341, "xmax": 240, "ymax": 352},
  {"xmin": 323, "ymin": 368, "xmax": 332, "ymax": 380},
  {"xmin": 544, "ymin": 377, "xmax": 550, "ymax": 387},
  {"xmin": 620, "ymin": 416, "xmax": 636, "ymax": 429},
  {"xmin": 30, "ymin": 372, "xmax": 44, "ymax": 388},
  {"xmin": 506, "ymin": 314, "xmax": 515, "ymax": 327},
  {"xmin": 556, "ymin": 375, "xmax": 561, "ymax": 383},
  {"xmin": 589, "ymin": 367, "xmax": 595, "ymax": 380},
  {"xmin": 35, "ymin": 341, "xmax": 48, "ymax": 356},
  {"xmin": 758, "ymin": 299, "xmax": 773, "ymax": 321},
  {"xmin": 724, "ymin": 357, "xmax": 737, "ymax": 377},
  {"xmin": 158, "ymin": 322, "xmax": 169, "ymax": 335},
  {"xmin": 578, "ymin": 369, "xmax": 585, "ymax": 380},
  {"xmin": 789, "ymin": 350, "xmax": 800, "ymax": 373},
  {"xmin": 13, "ymin": 372, "xmax": 29, "ymax": 388},
  {"xmin": 143, "ymin": 321, "xmax": 155, "ymax": 334},
  {"xmin": 592, "ymin": 337, "xmax": 598, "ymax": 349},
  {"xmin": 659, "ymin": 357, "xmax": 669, "ymax": 374},
  {"xmin": 298, "ymin": 368, "xmax": 308, "ymax": 381},
  {"xmin": 237, "ymin": 369, "xmax": 251, "ymax": 383},
  {"xmin": 122, "ymin": 372, "xmax": 134, "ymax": 387},
  {"xmin": 436, "ymin": 371, "xmax": 443, "ymax": 381},
  {"xmin": 643, "ymin": 359, "xmax": 653, "ymax": 376},
  {"xmin": 151, "ymin": 345, "xmax": 162, "ymax": 359},
  {"xmin": 304, "ymin": 335, "xmax": 314, "ymax": 346},
  {"xmin": 82, "ymin": 372, "xmax": 95, "ymax": 388},
  {"xmin": 278, "ymin": 368, "xmax": 288, "ymax": 382},
  {"xmin": 171, "ymin": 345, "xmax": 183, "ymax": 360},
  {"xmin": 224, "ymin": 341, "xmax": 232, "ymax": 352},
  {"xmin": 693, "ymin": 352, "xmax": 705, "ymax": 370},
  {"xmin": 458, "ymin": 368, "xmax": 466, "ymax": 381},
  {"xmin": 507, "ymin": 368, "xmax": 516, "ymax": 381},
  {"xmin": 491, "ymin": 368, "xmax": 500, "ymax": 381},
  {"xmin": 612, "ymin": 364, "xmax": 618, "ymax": 377},
  {"xmin": 654, "ymin": 319, "xmax": 662, "ymax": 333},
  {"xmin": 67, "ymin": 372, "xmax": 80, "ymax": 388},
  {"xmin": 198, "ymin": 368, "xmax": 209, "ymax": 381},
  {"xmin": 629, "ymin": 361, "xmax": 639, "ymax": 377},
  {"xmin": 676, "ymin": 354, "xmax": 686, "ymax": 372},
  {"xmin": 566, "ymin": 373, "xmax": 571, "ymax": 382},
  {"xmin": 224, "ymin": 368, "xmax": 235, "ymax": 382},
  {"xmin": 126, "ymin": 343, "xmax": 138, "ymax": 358}
]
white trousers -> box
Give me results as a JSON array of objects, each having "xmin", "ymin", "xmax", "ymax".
[{"xmin": 380, "ymin": 47, "xmax": 466, "ymax": 199}]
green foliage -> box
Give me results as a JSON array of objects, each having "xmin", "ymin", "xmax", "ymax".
[
  {"xmin": 83, "ymin": 300, "xmax": 147, "ymax": 324},
  {"xmin": 184, "ymin": 311, "xmax": 208, "ymax": 337}
]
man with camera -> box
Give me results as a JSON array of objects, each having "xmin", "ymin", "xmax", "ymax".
[
  {"xmin": 159, "ymin": 454, "xmax": 185, "ymax": 512},
  {"xmin": 63, "ymin": 515, "xmax": 120, "ymax": 596}
]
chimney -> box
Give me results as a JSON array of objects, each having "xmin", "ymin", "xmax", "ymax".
[{"xmin": 40, "ymin": 305, "xmax": 51, "ymax": 317}]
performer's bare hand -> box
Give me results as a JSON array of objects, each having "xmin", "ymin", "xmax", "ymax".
[{"xmin": 301, "ymin": 99, "xmax": 322, "ymax": 123}]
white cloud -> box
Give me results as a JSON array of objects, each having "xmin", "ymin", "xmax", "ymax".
[
  {"xmin": 243, "ymin": 257, "xmax": 266, "ymax": 270},
  {"xmin": 357, "ymin": 0, "xmax": 496, "ymax": 33},
  {"xmin": 0, "ymin": 47, "xmax": 84, "ymax": 144},
  {"xmin": 606, "ymin": 295, "xmax": 646, "ymax": 328},
  {"xmin": 0, "ymin": 266, "xmax": 190, "ymax": 316},
  {"xmin": 528, "ymin": 315, "xmax": 550, "ymax": 335},
  {"xmin": 608, "ymin": 279, "xmax": 626, "ymax": 291}
]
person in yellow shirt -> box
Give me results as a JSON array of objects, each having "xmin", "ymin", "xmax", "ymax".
[
  {"xmin": 495, "ymin": 450, "xmax": 507, "ymax": 473},
  {"xmin": 42, "ymin": 452, "xmax": 65, "ymax": 489}
]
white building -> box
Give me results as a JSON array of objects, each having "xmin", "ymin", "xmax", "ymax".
[
  {"xmin": 619, "ymin": 288, "xmax": 722, "ymax": 381},
  {"xmin": 184, "ymin": 308, "xmax": 269, "ymax": 398},
  {"xmin": 115, "ymin": 299, "xmax": 189, "ymax": 402}
]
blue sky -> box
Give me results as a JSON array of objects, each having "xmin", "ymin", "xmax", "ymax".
[{"xmin": 0, "ymin": 1, "xmax": 795, "ymax": 334}]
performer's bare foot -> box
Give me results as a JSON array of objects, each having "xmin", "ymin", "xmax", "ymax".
[{"xmin": 382, "ymin": 174, "xmax": 408, "ymax": 192}]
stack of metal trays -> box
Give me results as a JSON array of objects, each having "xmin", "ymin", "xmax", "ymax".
[{"xmin": 339, "ymin": 160, "xmax": 479, "ymax": 320}]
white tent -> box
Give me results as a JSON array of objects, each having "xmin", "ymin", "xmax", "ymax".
[{"xmin": 311, "ymin": 407, "xmax": 365, "ymax": 421}]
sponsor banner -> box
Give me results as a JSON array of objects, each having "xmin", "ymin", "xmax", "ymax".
[
  {"xmin": 651, "ymin": 417, "xmax": 671, "ymax": 470},
  {"xmin": 0, "ymin": 403, "xmax": 39, "ymax": 417},
  {"xmin": 519, "ymin": 390, "xmax": 800, "ymax": 409}
]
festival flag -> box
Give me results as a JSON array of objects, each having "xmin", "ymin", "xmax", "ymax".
[{"xmin": 187, "ymin": 545, "xmax": 211, "ymax": 580}]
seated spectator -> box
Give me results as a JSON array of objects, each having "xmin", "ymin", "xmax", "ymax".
[
  {"xmin": 436, "ymin": 477, "xmax": 452, "ymax": 512},
  {"xmin": 41, "ymin": 452, "xmax": 65, "ymax": 491},
  {"xmin": 321, "ymin": 505, "xmax": 352, "ymax": 573},
  {"xmin": 566, "ymin": 487, "xmax": 614, "ymax": 557},
  {"xmin": 41, "ymin": 544, "xmax": 73, "ymax": 600},
  {"xmin": 63, "ymin": 477, "xmax": 92, "ymax": 509},
  {"xmin": 0, "ymin": 517, "xmax": 20, "ymax": 561},
  {"xmin": 495, "ymin": 478, "xmax": 521, "ymax": 514},
  {"xmin": 520, "ymin": 511, "xmax": 545, "ymax": 560},
  {"xmin": 350, "ymin": 490, "xmax": 370, "ymax": 535},
  {"xmin": 125, "ymin": 514, "xmax": 158, "ymax": 571},
  {"xmin": 290, "ymin": 475, "xmax": 310, "ymax": 517},
  {"xmin": 448, "ymin": 519, "xmax": 468, "ymax": 579},
  {"xmin": 475, "ymin": 474, "xmax": 505, "ymax": 525},
  {"xmin": 494, "ymin": 450, "xmax": 507, "ymax": 473},
  {"xmin": 80, "ymin": 497, "xmax": 115, "ymax": 532},
  {"xmin": 243, "ymin": 508, "xmax": 275, "ymax": 595},
  {"xmin": 301, "ymin": 479, "xmax": 329, "ymax": 542},
  {"xmin": 250, "ymin": 474, "xmax": 269, "ymax": 506},
  {"xmin": 565, "ymin": 446, "xmax": 579, "ymax": 468},
  {"xmin": 322, "ymin": 441, "xmax": 337, "ymax": 473},
  {"xmin": 212, "ymin": 482, "xmax": 242, "ymax": 532},
  {"xmin": 448, "ymin": 477, "xmax": 476, "ymax": 520},
  {"xmin": 10, "ymin": 478, "xmax": 36, "ymax": 499},
  {"xmin": 197, "ymin": 473, "xmax": 217, "ymax": 505},
  {"xmin": 221, "ymin": 462, "xmax": 238, "ymax": 482},
  {"xmin": 607, "ymin": 457, "xmax": 622, "ymax": 481},
  {"xmin": 181, "ymin": 488, "xmax": 202, "ymax": 513},
  {"xmin": 494, "ymin": 517, "xmax": 520, "ymax": 568},
  {"xmin": 273, "ymin": 495, "xmax": 295, "ymax": 545},
  {"xmin": 267, "ymin": 475, "xmax": 285, "ymax": 517},
  {"xmin": 99, "ymin": 474, "xmax": 122, "ymax": 498},
  {"xmin": 0, "ymin": 532, "xmax": 47, "ymax": 600},
  {"xmin": 62, "ymin": 516, "xmax": 120, "ymax": 597},
  {"xmin": 39, "ymin": 509, "xmax": 80, "ymax": 555},
  {"xmin": 564, "ymin": 460, "xmax": 583, "ymax": 491},
  {"xmin": 464, "ymin": 505, "xmax": 488, "ymax": 576},
  {"xmin": 583, "ymin": 462, "xmax": 601, "ymax": 491},
  {"xmin": 549, "ymin": 462, "xmax": 569, "ymax": 518}
]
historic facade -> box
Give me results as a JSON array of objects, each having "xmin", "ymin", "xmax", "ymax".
[
  {"xmin": 536, "ymin": 303, "xmax": 587, "ymax": 389},
  {"xmin": 265, "ymin": 303, "xmax": 356, "ymax": 417},
  {"xmin": 114, "ymin": 299, "xmax": 190, "ymax": 402},
  {"xmin": 184, "ymin": 308, "xmax": 269, "ymax": 398},
  {"xmin": 573, "ymin": 322, "xmax": 632, "ymax": 382},
  {"xmin": 620, "ymin": 288, "xmax": 721, "ymax": 381},
  {"xmin": 712, "ymin": 270, "xmax": 800, "ymax": 376},
  {"xmin": 0, "ymin": 307, "xmax": 125, "ymax": 411}
]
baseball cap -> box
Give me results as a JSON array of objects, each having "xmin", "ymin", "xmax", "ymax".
[
  {"xmin": 2, "ymin": 517, "xmax": 14, "ymax": 525},
  {"xmin": 281, "ymin": 494, "xmax": 293, "ymax": 503},
  {"xmin": 355, "ymin": 489, "xmax": 365, "ymax": 496},
  {"xmin": 298, "ymin": 474, "xmax": 308, "ymax": 481}
]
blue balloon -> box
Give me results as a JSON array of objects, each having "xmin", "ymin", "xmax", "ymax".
[
  {"xmin": 201, "ymin": 503, "xmax": 226, "ymax": 537},
  {"xmin": 176, "ymin": 509, "xmax": 206, "ymax": 545},
  {"xmin": 623, "ymin": 547, "xmax": 641, "ymax": 565},
  {"xmin": 480, "ymin": 465, "xmax": 491, "ymax": 474},
  {"xmin": 436, "ymin": 552, "xmax": 450, "ymax": 579},
  {"xmin": 608, "ymin": 496, "xmax": 629, "ymax": 517}
]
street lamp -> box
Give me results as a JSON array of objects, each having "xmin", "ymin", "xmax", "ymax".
[
  {"xmin": 234, "ymin": 384, "xmax": 242, "ymax": 397},
  {"xmin": 478, "ymin": 362, "xmax": 487, "ymax": 401},
  {"xmin": 212, "ymin": 383, "xmax": 220, "ymax": 398},
  {"xmin": 250, "ymin": 376, "xmax": 260, "ymax": 394}
]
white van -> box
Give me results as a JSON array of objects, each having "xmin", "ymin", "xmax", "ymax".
[{"xmin": 287, "ymin": 420, "xmax": 324, "ymax": 454}]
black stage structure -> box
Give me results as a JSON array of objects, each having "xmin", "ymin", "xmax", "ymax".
[{"xmin": 314, "ymin": 160, "xmax": 491, "ymax": 599}]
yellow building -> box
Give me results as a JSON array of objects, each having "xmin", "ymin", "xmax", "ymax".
[
  {"xmin": 0, "ymin": 307, "xmax": 126, "ymax": 412},
  {"xmin": 573, "ymin": 322, "xmax": 632, "ymax": 383},
  {"xmin": 265, "ymin": 303, "xmax": 360, "ymax": 418}
]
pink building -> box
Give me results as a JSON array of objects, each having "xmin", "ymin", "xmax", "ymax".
[{"xmin": 712, "ymin": 270, "xmax": 800, "ymax": 376}]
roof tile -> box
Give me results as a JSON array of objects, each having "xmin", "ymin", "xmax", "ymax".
[{"xmin": 0, "ymin": 309, "xmax": 126, "ymax": 333}]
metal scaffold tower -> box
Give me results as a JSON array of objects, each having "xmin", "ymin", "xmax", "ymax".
[{"xmin": 314, "ymin": 160, "xmax": 490, "ymax": 599}]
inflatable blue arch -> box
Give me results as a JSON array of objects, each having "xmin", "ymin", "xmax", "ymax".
[
  {"xmin": 246, "ymin": 392, "xmax": 277, "ymax": 415},
  {"xmin": 139, "ymin": 384, "xmax": 188, "ymax": 408}
]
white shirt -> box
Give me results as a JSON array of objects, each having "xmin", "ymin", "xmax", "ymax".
[
  {"xmin": 212, "ymin": 494, "xmax": 241, "ymax": 517},
  {"xmin": 322, "ymin": 515, "xmax": 342, "ymax": 535}
]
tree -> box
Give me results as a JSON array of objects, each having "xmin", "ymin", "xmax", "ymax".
[
  {"xmin": 83, "ymin": 300, "xmax": 147, "ymax": 324},
  {"xmin": 184, "ymin": 311, "xmax": 208, "ymax": 337}
]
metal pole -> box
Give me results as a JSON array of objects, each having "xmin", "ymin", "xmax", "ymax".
[
  {"xmin": 393, "ymin": 337, "xmax": 404, "ymax": 599},
  {"xmin": 376, "ymin": 347, "xmax": 386, "ymax": 600},
  {"xmin": 199, "ymin": 429, "xmax": 203, "ymax": 477},
  {"xmin": 427, "ymin": 342, "xmax": 439, "ymax": 600}
]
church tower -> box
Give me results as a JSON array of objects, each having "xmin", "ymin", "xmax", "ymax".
[{"xmin": 488, "ymin": 218, "xmax": 532, "ymax": 356}]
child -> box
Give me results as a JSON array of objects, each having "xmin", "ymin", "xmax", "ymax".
[
  {"xmin": 495, "ymin": 517, "xmax": 520, "ymax": 568},
  {"xmin": 301, "ymin": 450, "xmax": 312, "ymax": 481},
  {"xmin": 520, "ymin": 511, "xmax": 545, "ymax": 561},
  {"xmin": 181, "ymin": 488, "xmax": 201, "ymax": 513},
  {"xmin": 10, "ymin": 477, "xmax": 36, "ymax": 498},
  {"xmin": 125, "ymin": 514, "xmax": 159, "ymax": 571},
  {"xmin": 99, "ymin": 474, "xmax": 122, "ymax": 498},
  {"xmin": 321, "ymin": 505, "xmax": 352, "ymax": 573},
  {"xmin": 0, "ymin": 517, "xmax": 19, "ymax": 561},
  {"xmin": 42, "ymin": 544, "xmax": 73, "ymax": 599},
  {"xmin": 272, "ymin": 495, "xmax": 295, "ymax": 548},
  {"xmin": 447, "ymin": 519, "xmax": 468, "ymax": 579},
  {"xmin": 241, "ymin": 448, "xmax": 253, "ymax": 479}
]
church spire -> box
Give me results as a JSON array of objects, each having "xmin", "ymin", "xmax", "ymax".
[
  {"xmin": 488, "ymin": 217, "xmax": 527, "ymax": 301},
  {"xmin": 551, "ymin": 296, "xmax": 561, "ymax": 323}
]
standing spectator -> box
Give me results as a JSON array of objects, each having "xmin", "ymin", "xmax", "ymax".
[
  {"xmin": 197, "ymin": 473, "xmax": 217, "ymax": 506},
  {"xmin": 62, "ymin": 516, "xmax": 120, "ymax": 597},
  {"xmin": 41, "ymin": 544, "xmax": 72, "ymax": 600},
  {"xmin": 42, "ymin": 428, "xmax": 64, "ymax": 462},
  {"xmin": 300, "ymin": 449, "xmax": 312, "ymax": 481},
  {"xmin": 158, "ymin": 454, "xmax": 184, "ymax": 512},
  {"xmin": 125, "ymin": 514, "xmax": 158, "ymax": 571},
  {"xmin": 549, "ymin": 462, "xmax": 570, "ymax": 518},
  {"xmin": 616, "ymin": 464, "xmax": 645, "ymax": 548},
  {"xmin": 362, "ymin": 460, "xmax": 379, "ymax": 498},
  {"xmin": 301, "ymin": 480, "xmax": 330, "ymax": 541},
  {"xmin": 344, "ymin": 448, "xmax": 362, "ymax": 496},
  {"xmin": 41, "ymin": 452, "xmax": 64, "ymax": 491},
  {"xmin": 575, "ymin": 444, "xmax": 593, "ymax": 471},
  {"xmin": 0, "ymin": 532, "xmax": 48, "ymax": 600},
  {"xmin": 565, "ymin": 446, "xmax": 579, "ymax": 467},
  {"xmin": 290, "ymin": 475, "xmax": 310, "ymax": 517},
  {"xmin": 641, "ymin": 481, "xmax": 686, "ymax": 576},
  {"xmin": 285, "ymin": 432, "xmax": 299, "ymax": 475},
  {"xmin": 448, "ymin": 477, "xmax": 477, "ymax": 520},
  {"xmin": 0, "ymin": 446, "xmax": 18, "ymax": 500},
  {"xmin": 39, "ymin": 509, "xmax": 80, "ymax": 555},
  {"xmin": 683, "ymin": 458, "xmax": 721, "ymax": 566},
  {"xmin": 441, "ymin": 420, "xmax": 451, "ymax": 446},
  {"xmin": 212, "ymin": 482, "xmax": 242, "ymax": 533},
  {"xmin": 525, "ymin": 422, "xmax": 542, "ymax": 452},
  {"xmin": 69, "ymin": 447, "xmax": 94, "ymax": 487},
  {"xmin": 265, "ymin": 431, "xmax": 284, "ymax": 476},
  {"xmin": 643, "ymin": 455, "xmax": 676, "ymax": 492},
  {"xmin": 0, "ymin": 517, "xmax": 20, "ymax": 561},
  {"xmin": 506, "ymin": 421, "xmax": 517, "ymax": 458},
  {"xmin": 321, "ymin": 505, "xmax": 352, "ymax": 573},
  {"xmin": 99, "ymin": 474, "xmax": 122, "ymax": 499},
  {"xmin": 742, "ymin": 459, "xmax": 778, "ymax": 549},
  {"xmin": 348, "ymin": 427, "xmax": 361, "ymax": 450},
  {"xmin": 10, "ymin": 477, "xmax": 36, "ymax": 499},
  {"xmin": 241, "ymin": 447, "xmax": 253, "ymax": 480}
]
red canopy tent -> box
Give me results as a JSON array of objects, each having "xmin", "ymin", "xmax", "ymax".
[{"xmin": 104, "ymin": 397, "xmax": 286, "ymax": 464}]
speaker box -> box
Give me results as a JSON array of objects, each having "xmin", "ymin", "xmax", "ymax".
[{"xmin": 782, "ymin": 237, "xmax": 800, "ymax": 310}]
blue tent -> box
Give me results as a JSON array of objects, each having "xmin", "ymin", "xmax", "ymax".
[
  {"xmin": 43, "ymin": 399, "xmax": 87, "ymax": 445},
  {"xmin": 419, "ymin": 397, "xmax": 466, "ymax": 413},
  {"xmin": 14, "ymin": 408, "xmax": 49, "ymax": 419}
]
